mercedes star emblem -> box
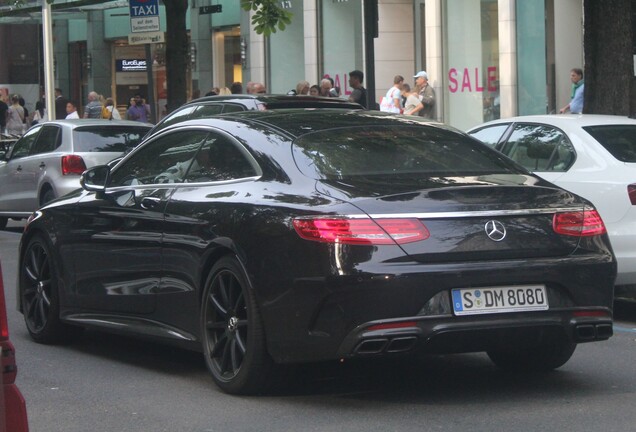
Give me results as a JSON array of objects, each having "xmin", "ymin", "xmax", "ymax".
[{"xmin": 484, "ymin": 220, "xmax": 507, "ymax": 242}]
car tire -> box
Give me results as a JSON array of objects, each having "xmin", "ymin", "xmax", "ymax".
[
  {"xmin": 200, "ymin": 256, "xmax": 275, "ymax": 395},
  {"xmin": 20, "ymin": 234, "xmax": 83, "ymax": 344},
  {"xmin": 0, "ymin": 217, "xmax": 7, "ymax": 230},
  {"xmin": 40, "ymin": 188, "xmax": 56, "ymax": 206},
  {"xmin": 487, "ymin": 341, "xmax": 577, "ymax": 372}
]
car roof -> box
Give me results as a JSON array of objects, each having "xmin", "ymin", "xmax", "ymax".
[
  {"xmin": 178, "ymin": 108, "xmax": 451, "ymax": 139},
  {"xmin": 184, "ymin": 94, "xmax": 363, "ymax": 109},
  {"xmin": 469, "ymin": 114, "xmax": 636, "ymax": 131},
  {"xmin": 35, "ymin": 119, "xmax": 153, "ymax": 129}
]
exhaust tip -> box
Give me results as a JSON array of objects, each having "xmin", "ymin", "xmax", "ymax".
[
  {"xmin": 354, "ymin": 338, "xmax": 388, "ymax": 355},
  {"xmin": 575, "ymin": 324, "xmax": 596, "ymax": 341},
  {"xmin": 595, "ymin": 323, "xmax": 613, "ymax": 339},
  {"xmin": 386, "ymin": 336, "xmax": 418, "ymax": 353}
]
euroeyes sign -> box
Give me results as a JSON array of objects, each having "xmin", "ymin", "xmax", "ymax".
[
  {"xmin": 129, "ymin": 0, "xmax": 160, "ymax": 33},
  {"xmin": 117, "ymin": 59, "xmax": 148, "ymax": 72}
]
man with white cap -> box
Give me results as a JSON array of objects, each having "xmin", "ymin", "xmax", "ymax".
[{"xmin": 414, "ymin": 71, "xmax": 435, "ymax": 120}]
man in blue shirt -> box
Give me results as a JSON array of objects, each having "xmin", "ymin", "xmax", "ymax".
[{"xmin": 559, "ymin": 68, "xmax": 584, "ymax": 114}]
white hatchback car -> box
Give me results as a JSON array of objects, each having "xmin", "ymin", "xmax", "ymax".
[
  {"xmin": 468, "ymin": 115, "xmax": 636, "ymax": 296},
  {"xmin": 0, "ymin": 119, "xmax": 151, "ymax": 229}
]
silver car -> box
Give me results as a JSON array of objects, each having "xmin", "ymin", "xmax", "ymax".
[{"xmin": 0, "ymin": 119, "xmax": 151, "ymax": 229}]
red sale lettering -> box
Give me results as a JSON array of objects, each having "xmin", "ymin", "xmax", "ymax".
[
  {"xmin": 447, "ymin": 67, "xmax": 498, "ymax": 93},
  {"xmin": 448, "ymin": 68, "xmax": 458, "ymax": 92}
]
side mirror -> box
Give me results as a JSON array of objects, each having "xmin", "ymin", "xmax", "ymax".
[{"xmin": 80, "ymin": 165, "xmax": 110, "ymax": 192}]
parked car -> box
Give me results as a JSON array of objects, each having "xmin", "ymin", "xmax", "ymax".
[
  {"xmin": 18, "ymin": 109, "xmax": 615, "ymax": 395},
  {"xmin": 146, "ymin": 94, "xmax": 363, "ymax": 137},
  {"xmin": 467, "ymin": 115, "xmax": 636, "ymax": 300},
  {"xmin": 1, "ymin": 260, "xmax": 29, "ymax": 432},
  {"xmin": 0, "ymin": 119, "xmax": 152, "ymax": 229}
]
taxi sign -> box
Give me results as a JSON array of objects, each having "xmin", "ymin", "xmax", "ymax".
[{"xmin": 129, "ymin": 0, "xmax": 160, "ymax": 33}]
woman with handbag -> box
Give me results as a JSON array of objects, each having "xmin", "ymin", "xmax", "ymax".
[{"xmin": 379, "ymin": 75, "xmax": 404, "ymax": 113}]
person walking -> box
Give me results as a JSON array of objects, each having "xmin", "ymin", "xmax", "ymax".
[
  {"xmin": 559, "ymin": 68, "xmax": 584, "ymax": 114},
  {"xmin": 65, "ymin": 101, "xmax": 80, "ymax": 119},
  {"xmin": 0, "ymin": 95, "xmax": 8, "ymax": 133},
  {"xmin": 348, "ymin": 70, "xmax": 368, "ymax": 109},
  {"xmin": 6, "ymin": 95, "xmax": 25, "ymax": 135},
  {"xmin": 380, "ymin": 75, "xmax": 403, "ymax": 113},
  {"xmin": 31, "ymin": 100, "xmax": 47, "ymax": 125},
  {"xmin": 103, "ymin": 98, "xmax": 121, "ymax": 120},
  {"xmin": 83, "ymin": 91, "xmax": 103, "ymax": 119},
  {"xmin": 401, "ymin": 83, "xmax": 423, "ymax": 116},
  {"xmin": 414, "ymin": 71, "xmax": 436, "ymax": 119},
  {"xmin": 54, "ymin": 88, "xmax": 69, "ymax": 120},
  {"xmin": 126, "ymin": 94, "xmax": 151, "ymax": 122}
]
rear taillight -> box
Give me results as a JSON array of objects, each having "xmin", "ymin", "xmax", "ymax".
[
  {"xmin": 292, "ymin": 217, "xmax": 430, "ymax": 245},
  {"xmin": 61, "ymin": 154, "xmax": 87, "ymax": 175},
  {"xmin": 553, "ymin": 209, "xmax": 607, "ymax": 237},
  {"xmin": 629, "ymin": 184, "xmax": 636, "ymax": 205}
]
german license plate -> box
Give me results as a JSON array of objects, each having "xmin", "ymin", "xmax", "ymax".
[{"xmin": 452, "ymin": 285, "xmax": 548, "ymax": 316}]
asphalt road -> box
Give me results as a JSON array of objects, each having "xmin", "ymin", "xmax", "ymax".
[{"xmin": 2, "ymin": 220, "xmax": 636, "ymax": 432}]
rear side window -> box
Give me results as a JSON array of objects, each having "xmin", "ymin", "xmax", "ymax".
[
  {"xmin": 192, "ymin": 104, "xmax": 225, "ymax": 118},
  {"xmin": 72, "ymin": 126, "xmax": 149, "ymax": 153},
  {"xmin": 583, "ymin": 124, "xmax": 636, "ymax": 162},
  {"xmin": 468, "ymin": 124, "xmax": 510, "ymax": 148},
  {"xmin": 31, "ymin": 125, "xmax": 60, "ymax": 155},
  {"xmin": 499, "ymin": 124, "xmax": 575, "ymax": 172},
  {"xmin": 293, "ymin": 125, "xmax": 518, "ymax": 180}
]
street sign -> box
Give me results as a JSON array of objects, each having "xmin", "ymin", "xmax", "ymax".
[
  {"xmin": 128, "ymin": 31, "xmax": 165, "ymax": 45},
  {"xmin": 129, "ymin": 0, "xmax": 160, "ymax": 33}
]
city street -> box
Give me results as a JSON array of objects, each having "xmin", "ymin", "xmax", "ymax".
[{"xmin": 2, "ymin": 220, "xmax": 636, "ymax": 432}]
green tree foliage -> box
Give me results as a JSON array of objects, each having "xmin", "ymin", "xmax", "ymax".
[{"xmin": 240, "ymin": 0, "xmax": 292, "ymax": 36}]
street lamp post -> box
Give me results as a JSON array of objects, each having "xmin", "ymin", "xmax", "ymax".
[{"xmin": 42, "ymin": 0, "xmax": 55, "ymax": 120}]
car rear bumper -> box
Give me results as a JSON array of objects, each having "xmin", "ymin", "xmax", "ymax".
[
  {"xmin": 262, "ymin": 254, "xmax": 615, "ymax": 364},
  {"xmin": 337, "ymin": 310, "xmax": 613, "ymax": 359}
]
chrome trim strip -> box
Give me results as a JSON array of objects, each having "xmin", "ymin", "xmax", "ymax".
[
  {"xmin": 366, "ymin": 207, "xmax": 585, "ymax": 219},
  {"xmin": 294, "ymin": 206, "xmax": 590, "ymax": 220}
]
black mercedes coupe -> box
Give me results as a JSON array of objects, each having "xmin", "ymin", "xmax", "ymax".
[{"xmin": 18, "ymin": 109, "xmax": 616, "ymax": 394}]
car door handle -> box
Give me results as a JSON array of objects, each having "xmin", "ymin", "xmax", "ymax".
[
  {"xmin": 39, "ymin": 162, "xmax": 46, "ymax": 168},
  {"xmin": 16, "ymin": 165, "xmax": 22, "ymax": 172},
  {"xmin": 140, "ymin": 197, "xmax": 162, "ymax": 210}
]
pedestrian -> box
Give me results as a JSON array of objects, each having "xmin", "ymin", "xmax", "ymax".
[
  {"xmin": 65, "ymin": 101, "xmax": 80, "ymax": 119},
  {"xmin": 401, "ymin": 83, "xmax": 424, "ymax": 116},
  {"xmin": 126, "ymin": 94, "xmax": 151, "ymax": 122},
  {"xmin": 319, "ymin": 79, "xmax": 335, "ymax": 97},
  {"xmin": 251, "ymin": 82, "xmax": 266, "ymax": 94},
  {"xmin": 559, "ymin": 68, "xmax": 584, "ymax": 114},
  {"xmin": 18, "ymin": 96, "xmax": 29, "ymax": 128},
  {"xmin": 296, "ymin": 80, "xmax": 310, "ymax": 95},
  {"xmin": 54, "ymin": 88, "xmax": 69, "ymax": 120},
  {"xmin": 6, "ymin": 95, "xmax": 25, "ymax": 135},
  {"xmin": 103, "ymin": 98, "xmax": 121, "ymax": 120},
  {"xmin": 218, "ymin": 87, "xmax": 232, "ymax": 96},
  {"xmin": 0, "ymin": 95, "xmax": 8, "ymax": 133},
  {"xmin": 380, "ymin": 75, "xmax": 403, "ymax": 113},
  {"xmin": 414, "ymin": 71, "xmax": 436, "ymax": 119},
  {"xmin": 327, "ymin": 77, "xmax": 339, "ymax": 97},
  {"xmin": 348, "ymin": 70, "xmax": 368, "ymax": 108},
  {"xmin": 230, "ymin": 82, "xmax": 243, "ymax": 94},
  {"xmin": 83, "ymin": 91, "xmax": 103, "ymax": 119},
  {"xmin": 309, "ymin": 85, "xmax": 320, "ymax": 96},
  {"xmin": 31, "ymin": 100, "xmax": 47, "ymax": 125}
]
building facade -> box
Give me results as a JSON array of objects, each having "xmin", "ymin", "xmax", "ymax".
[{"xmin": 0, "ymin": 0, "xmax": 584, "ymax": 130}]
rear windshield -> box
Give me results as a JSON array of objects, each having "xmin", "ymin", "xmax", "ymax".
[
  {"xmin": 292, "ymin": 125, "xmax": 520, "ymax": 180},
  {"xmin": 583, "ymin": 125, "xmax": 636, "ymax": 162},
  {"xmin": 73, "ymin": 126, "xmax": 150, "ymax": 153}
]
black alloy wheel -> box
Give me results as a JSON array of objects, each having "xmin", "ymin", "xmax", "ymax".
[
  {"xmin": 21, "ymin": 235, "xmax": 81, "ymax": 343},
  {"xmin": 201, "ymin": 257, "xmax": 273, "ymax": 394}
]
